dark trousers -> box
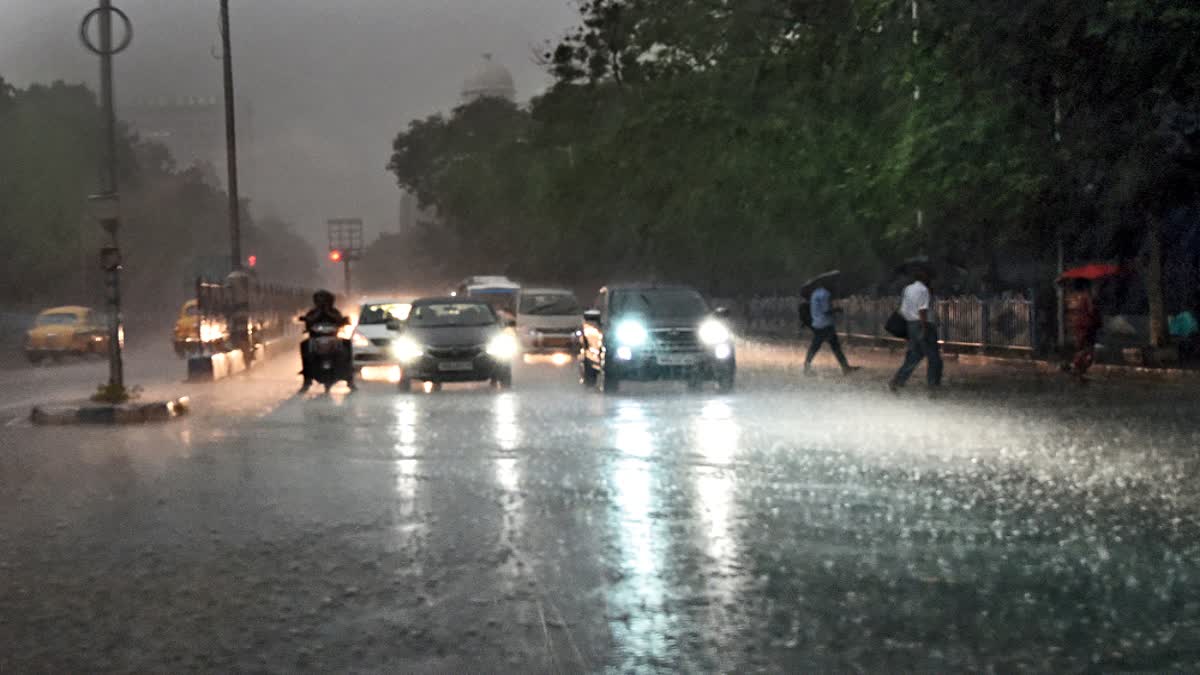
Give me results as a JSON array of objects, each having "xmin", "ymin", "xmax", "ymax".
[
  {"xmin": 1070, "ymin": 328, "xmax": 1097, "ymax": 376},
  {"xmin": 893, "ymin": 321, "xmax": 943, "ymax": 386},
  {"xmin": 806, "ymin": 326, "xmax": 850, "ymax": 369}
]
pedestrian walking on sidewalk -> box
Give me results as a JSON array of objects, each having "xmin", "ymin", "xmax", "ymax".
[
  {"xmin": 889, "ymin": 269, "xmax": 943, "ymax": 392},
  {"xmin": 804, "ymin": 282, "xmax": 859, "ymax": 376},
  {"xmin": 1063, "ymin": 278, "xmax": 1102, "ymax": 382}
]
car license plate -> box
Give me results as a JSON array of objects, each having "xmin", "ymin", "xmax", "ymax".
[
  {"xmin": 438, "ymin": 361, "xmax": 474, "ymax": 372},
  {"xmin": 657, "ymin": 354, "xmax": 699, "ymax": 366}
]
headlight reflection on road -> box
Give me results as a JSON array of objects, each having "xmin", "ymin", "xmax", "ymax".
[
  {"xmin": 695, "ymin": 399, "xmax": 740, "ymax": 466},
  {"xmin": 361, "ymin": 365, "xmax": 402, "ymax": 383},
  {"xmin": 607, "ymin": 398, "xmax": 674, "ymax": 668},
  {"xmin": 693, "ymin": 399, "xmax": 743, "ymax": 609},
  {"xmin": 492, "ymin": 393, "xmax": 522, "ymax": 452},
  {"xmin": 392, "ymin": 397, "xmax": 422, "ymax": 530},
  {"xmin": 614, "ymin": 399, "xmax": 654, "ymax": 459},
  {"xmin": 392, "ymin": 396, "xmax": 419, "ymax": 452}
]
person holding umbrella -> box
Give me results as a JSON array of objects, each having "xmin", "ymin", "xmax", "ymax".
[
  {"xmin": 1057, "ymin": 264, "xmax": 1120, "ymax": 382},
  {"xmin": 802, "ymin": 271, "xmax": 860, "ymax": 376}
]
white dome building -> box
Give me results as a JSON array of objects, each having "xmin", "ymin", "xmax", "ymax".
[{"xmin": 461, "ymin": 54, "xmax": 516, "ymax": 103}]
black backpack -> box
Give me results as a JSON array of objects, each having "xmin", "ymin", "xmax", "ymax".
[{"xmin": 797, "ymin": 299, "xmax": 814, "ymax": 329}]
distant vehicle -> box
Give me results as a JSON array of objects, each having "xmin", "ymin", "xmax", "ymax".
[
  {"xmin": 24, "ymin": 306, "xmax": 109, "ymax": 363},
  {"xmin": 393, "ymin": 297, "xmax": 517, "ymax": 392},
  {"xmin": 579, "ymin": 284, "xmax": 736, "ymax": 393},
  {"xmin": 516, "ymin": 288, "xmax": 582, "ymax": 363},
  {"xmin": 351, "ymin": 299, "xmax": 412, "ymax": 373},
  {"xmin": 173, "ymin": 299, "xmax": 201, "ymax": 357},
  {"xmin": 455, "ymin": 276, "xmax": 520, "ymax": 321}
]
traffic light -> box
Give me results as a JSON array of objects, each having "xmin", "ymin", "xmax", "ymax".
[
  {"xmin": 247, "ymin": 254, "xmax": 257, "ymax": 268},
  {"xmin": 329, "ymin": 249, "xmax": 343, "ymax": 263}
]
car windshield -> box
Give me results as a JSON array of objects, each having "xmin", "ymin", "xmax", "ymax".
[
  {"xmin": 611, "ymin": 289, "xmax": 708, "ymax": 319},
  {"xmin": 37, "ymin": 313, "xmax": 79, "ymax": 326},
  {"xmin": 358, "ymin": 303, "xmax": 411, "ymax": 324},
  {"xmin": 520, "ymin": 292, "xmax": 581, "ymax": 316},
  {"xmin": 469, "ymin": 289, "xmax": 518, "ymax": 315},
  {"xmin": 407, "ymin": 302, "xmax": 496, "ymax": 327}
]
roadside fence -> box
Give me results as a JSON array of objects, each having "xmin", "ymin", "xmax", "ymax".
[{"xmin": 735, "ymin": 292, "xmax": 1037, "ymax": 352}]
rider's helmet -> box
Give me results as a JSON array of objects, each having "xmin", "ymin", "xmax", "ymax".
[{"xmin": 313, "ymin": 289, "xmax": 335, "ymax": 307}]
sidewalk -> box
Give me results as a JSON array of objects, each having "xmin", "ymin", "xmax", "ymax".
[{"xmin": 740, "ymin": 337, "xmax": 1200, "ymax": 385}]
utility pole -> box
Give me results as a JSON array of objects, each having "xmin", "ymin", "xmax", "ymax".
[
  {"xmin": 80, "ymin": 0, "xmax": 132, "ymax": 393},
  {"xmin": 219, "ymin": 0, "xmax": 243, "ymax": 272},
  {"xmin": 1053, "ymin": 85, "xmax": 1066, "ymax": 350}
]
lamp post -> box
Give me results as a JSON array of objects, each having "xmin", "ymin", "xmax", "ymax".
[
  {"xmin": 80, "ymin": 1, "xmax": 132, "ymax": 392},
  {"xmin": 219, "ymin": 0, "xmax": 243, "ymax": 273}
]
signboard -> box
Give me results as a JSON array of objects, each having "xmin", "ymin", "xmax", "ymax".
[{"xmin": 327, "ymin": 218, "xmax": 364, "ymax": 261}]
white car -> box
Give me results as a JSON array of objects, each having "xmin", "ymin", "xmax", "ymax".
[
  {"xmin": 351, "ymin": 299, "xmax": 411, "ymax": 374},
  {"xmin": 516, "ymin": 288, "xmax": 583, "ymax": 363}
]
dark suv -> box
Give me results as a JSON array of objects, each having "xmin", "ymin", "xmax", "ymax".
[{"xmin": 579, "ymin": 284, "xmax": 736, "ymax": 393}]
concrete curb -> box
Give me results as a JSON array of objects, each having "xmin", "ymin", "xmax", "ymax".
[
  {"xmin": 31, "ymin": 396, "xmax": 190, "ymax": 426},
  {"xmin": 187, "ymin": 336, "xmax": 295, "ymax": 383}
]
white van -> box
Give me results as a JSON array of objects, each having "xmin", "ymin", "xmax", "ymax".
[{"xmin": 516, "ymin": 287, "xmax": 583, "ymax": 362}]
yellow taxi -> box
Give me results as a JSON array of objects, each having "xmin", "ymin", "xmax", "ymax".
[
  {"xmin": 25, "ymin": 306, "xmax": 109, "ymax": 363},
  {"xmin": 173, "ymin": 299, "xmax": 201, "ymax": 356}
]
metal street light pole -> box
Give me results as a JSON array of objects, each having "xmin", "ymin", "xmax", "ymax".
[
  {"xmin": 80, "ymin": 0, "xmax": 132, "ymax": 392},
  {"xmin": 220, "ymin": 0, "xmax": 243, "ymax": 272}
]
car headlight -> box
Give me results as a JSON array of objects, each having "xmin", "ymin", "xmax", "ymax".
[
  {"xmin": 352, "ymin": 332, "xmax": 370, "ymax": 348},
  {"xmin": 487, "ymin": 333, "xmax": 518, "ymax": 359},
  {"xmin": 615, "ymin": 320, "xmax": 648, "ymax": 347},
  {"xmin": 392, "ymin": 336, "xmax": 424, "ymax": 362},
  {"xmin": 699, "ymin": 319, "xmax": 731, "ymax": 345}
]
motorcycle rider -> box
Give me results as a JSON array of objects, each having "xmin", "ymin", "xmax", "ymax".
[{"xmin": 299, "ymin": 290, "xmax": 357, "ymax": 393}]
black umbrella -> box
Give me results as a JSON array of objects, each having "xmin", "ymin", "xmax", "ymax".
[
  {"xmin": 894, "ymin": 255, "xmax": 967, "ymax": 280},
  {"xmin": 800, "ymin": 270, "xmax": 841, "ymax": 298}
]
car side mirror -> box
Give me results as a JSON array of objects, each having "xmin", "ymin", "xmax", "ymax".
[
  {"xmin": 583, "ymin": 309, "xmax": 602, "ymax": 324},
  {"xmin": 714, "ymin": 306, "xmax": 731, "ymax": 318},
  {"xmin": 386, "ymin": 319, "xmax": 402, "ymax": 331}
]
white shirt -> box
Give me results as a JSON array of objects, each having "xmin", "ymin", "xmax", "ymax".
[{"xmin": 899, "ymin": 281, "xmax": 932, "ymax": 322}]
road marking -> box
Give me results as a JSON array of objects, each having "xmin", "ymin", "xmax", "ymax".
[{"xmin": 5, "ymin": 415, "xmax": 28, "ymax": 428}]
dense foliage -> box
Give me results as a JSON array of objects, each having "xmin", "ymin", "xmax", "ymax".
[
  {"xmin": 383, "ymin": 0, "xmax": 1200, "ymax": 302},
  {"xmin": 0, "ymin": 78, "xmax": 316, "ymax": 316}
]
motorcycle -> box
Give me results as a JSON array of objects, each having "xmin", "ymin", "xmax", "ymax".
[{"xmin": 299, "ymin": 316, "xmax": 353, "ymax": 393}]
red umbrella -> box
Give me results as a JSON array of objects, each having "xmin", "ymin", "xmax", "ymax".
[{"xmin": 1058, "ymin": 263, "xmax": 1124, "ymax": 283}]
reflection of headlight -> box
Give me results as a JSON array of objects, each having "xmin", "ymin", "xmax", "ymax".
[
  {"xmin": 352, "ymin": 332, "xmax": 370, "ymax": 348},
  {"xmin": 487, "ymin": 333, "xmax": 518, "ymax": 359},
  {"xmin": 392, "ymin": 337, "xmax": 424, "ymax": 362},
  {"xmin": 615, "ymin": 321, "xmax": 647, "ymax": 347},
  {"xmin": 699, "ymin": 319, "xmax": 731, "ymax": 345}
]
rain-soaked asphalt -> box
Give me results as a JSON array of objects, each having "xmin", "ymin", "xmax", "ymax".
[{"xmin": 3, "ymin": 346, "xmax": 1200, "ymax": 672}]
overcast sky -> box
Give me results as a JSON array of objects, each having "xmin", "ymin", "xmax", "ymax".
[{"xmin": 0, "ymin": 0, "xmax": 578, "ymax": 248}]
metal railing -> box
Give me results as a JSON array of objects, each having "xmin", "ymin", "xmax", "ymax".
[{"xmin": 738, "ymin": 293, "xmax": 1037, "ymax": 351}]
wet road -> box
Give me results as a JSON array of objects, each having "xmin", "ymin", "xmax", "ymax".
[
  {"xmin": 0, "ymin": 339, "xmax": 185, "ymax": 417},
  {"xmin": 3, "ymin": 348, "xmax": 1200, "ymax": 671}
]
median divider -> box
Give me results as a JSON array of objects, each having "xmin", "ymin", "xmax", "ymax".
[{"xmin": 32, "ymin": 396, "xmax": 190, "ymax": 426}]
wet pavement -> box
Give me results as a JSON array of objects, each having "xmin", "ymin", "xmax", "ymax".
[{"xmin": 3, "ymin": 347, "xmax": 1200, "ymax": 671}]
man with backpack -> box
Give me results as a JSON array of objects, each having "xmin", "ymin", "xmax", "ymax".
[{"xmin": 803, "ymin": 282, "xmax": 859, "ymax": 376}]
